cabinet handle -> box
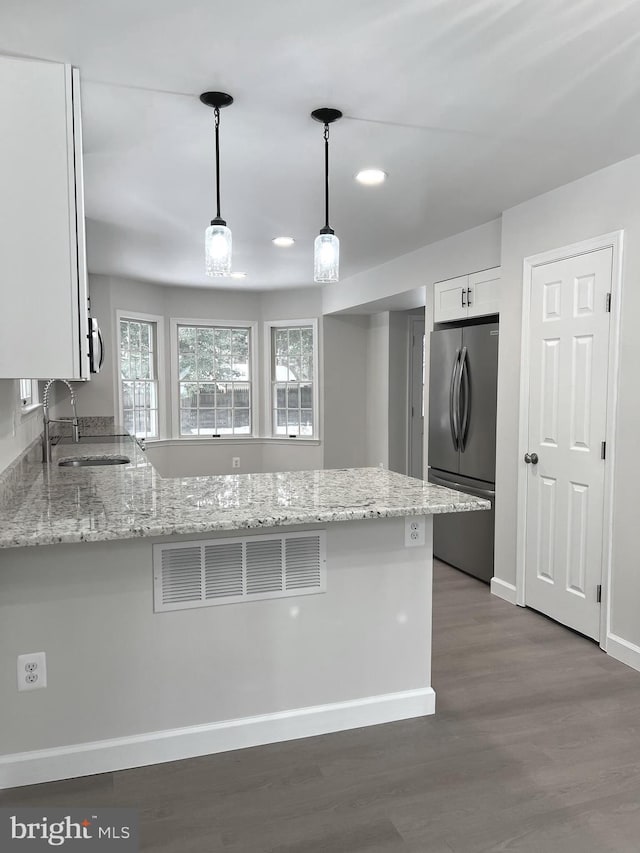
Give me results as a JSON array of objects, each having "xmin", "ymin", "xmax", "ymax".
[
  {"xmin": 461, "ymin": 289, "xmax": 466, "ymax": 308},
  {"xmin": 467, "ymin": 287, "xmax": 472, "ymax": 306}
]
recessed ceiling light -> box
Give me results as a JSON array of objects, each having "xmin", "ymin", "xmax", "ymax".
[
  {"xmin": 230, "ymin": 272, "xmax": 247, "ymax": 279},
  {"xmin": 272, "ymin": 237, "xmax": 295, "ymax": 248},
  {"xmin": 355, "ymin": 169, "xmax": 387, "ymax": 186}
]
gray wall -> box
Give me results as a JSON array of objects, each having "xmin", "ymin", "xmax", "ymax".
[
  {"xmin": 388, "ymin": 311, "xmax": 411, "ymax": 476},
  {"xmin": 67, "ymin": 276, "xmax": 325, "ymax": 474},
  {"xmin": 322, "ymin": 314, "xmax": 368, "ymax": 469},
  {"xmin": 365, "ymin": 313, "xmax": 390, "ymax": 468},
  {"xmin": 146, "ymin": 440, "xmax": 322, "ymax": 477},
  {"xmin": 495, "ymin": 152, "xmax": 640, "ymax": 653}
]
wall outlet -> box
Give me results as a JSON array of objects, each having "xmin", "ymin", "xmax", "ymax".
[
  {"xmin": 405, "ymin": 517, "xmax": 426, "ymax": 547},
  {"xmin": 232, "ymin": 457, "xmax": 240, "ymax": 469},
  {"xmin": 17, "ymin": 652, "xmax": 47, "ymax": 692}
]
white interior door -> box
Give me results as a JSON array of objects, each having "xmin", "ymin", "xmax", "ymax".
[{"xmin": 524, "ymin": 247, "xmax": 612, "ymax": 640}]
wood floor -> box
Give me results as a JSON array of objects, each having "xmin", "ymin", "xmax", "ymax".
[{"xmin": 4, "ymin": 561, "xmax": 640, "ymax": 852}]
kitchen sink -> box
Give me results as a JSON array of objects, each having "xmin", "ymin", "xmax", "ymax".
[{"xmin": 58, "ymin": 456, "xmax": 130, "ymax": 467}]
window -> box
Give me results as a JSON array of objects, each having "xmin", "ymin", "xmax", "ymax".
[
  {"xmin": 270, "ymin": 324, "xmax": 316, "ymax": 436},
  {"xmin": 119, "ymin": 317, "xmax": 159, "ymax": 439},
  {"xmin": 19, "ymin": 379, "xmax": 38, "ymax": 410},
  {"xmin": 177, "ymin": 324, "xmax": 252, "ymax": 436}
]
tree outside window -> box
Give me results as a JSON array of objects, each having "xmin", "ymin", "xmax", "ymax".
[
  {"xmin": 120, "ymin": 318, "xmax": 159, "ymax": 439},
  {"xmin": 271, "ymin": 326, "xmax": 314, "ymax": 436},
  {"xmin": 177, "ymin": 325, "xmax": 252, "ymax": 436}
]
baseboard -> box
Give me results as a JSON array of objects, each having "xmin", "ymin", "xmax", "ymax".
[
  {"xmin": 490, "ymin": 577, "xmax": 517, "ymax": 605},
  {"xmin": 606, "ymin": 633, "xmax": 640, "ymax": 673},
  {"xmin": 0, "ymin": 687, "xmax": 435, "ymax": 790}
]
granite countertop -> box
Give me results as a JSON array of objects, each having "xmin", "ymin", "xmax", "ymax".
[{"xmin": 0, "ymin": 438, "xmax": 490, "ymax": 549}]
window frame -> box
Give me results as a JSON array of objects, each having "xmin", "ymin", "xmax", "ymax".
[
  {"xmin": 264, "ymin": 318, "xmax": 319, "ymax": 439},
  {"xmin": 19, "ymin": 379, "xmax": 40, "ymax": 415},
  {"xmin": 115, "ymin": 310, "xmax": 164, "ymax": 440},
  {"xmin": 170, "ymin": 317, "xmax": 259, "ymax": 439}
]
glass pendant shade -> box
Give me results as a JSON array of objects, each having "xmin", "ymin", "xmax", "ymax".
[
  {"xmin": 205, "ymin": 221, "xmax": 232, "ymax": 277},
  {"xmin": 314, "ymin": 231, "xmax": 339, "ymax": 283}
]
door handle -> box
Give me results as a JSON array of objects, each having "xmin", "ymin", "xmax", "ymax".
[
  {"xmin": 97, "ymin": 328, "xmax": 105, "ymax": 370},
  {"xmin": 524, "ymin": 452, "xmax": 539, "ymax": 464},
  {"xmin": 467, "ymin": 287, "xmax": 472, "ymax": 306},
  {"xmin": 461, "ymin": 289, "xmax": 466, "ymax": 308},
  {"xmin": 429, "ymin": 473, "xmax": 495, "ymax": 500},
  {"xmin": 450, "ymin": 349, "xmax": 461, "ymax": 450},
  {"xmin": 459, "ymin": 346, "xmax": 470, "ymax": 451}
]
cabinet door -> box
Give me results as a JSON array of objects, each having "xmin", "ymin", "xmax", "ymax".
[
  {"xmin": 0, "ymin": 55, "xmax": 86, "ymax": 379},
  {"xmin": 467, "ymin": 267, "xmax": 501, "ymax": 318},
  {"xmin": 433, "ymin": 275, "xmax": 469, "ymax": 323}
]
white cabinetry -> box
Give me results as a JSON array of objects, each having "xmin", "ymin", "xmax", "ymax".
[
  {"xmin": 433, "ymin": 267, "xmax": 501, "ymax": 323},
  {"xmin": 433, "ymin": 275, "xmax": 469, "ymax": 323},
  {"xmin": 0, "ymin": 55, "xmax": 89, "ymax": 379},
  {"xmin": 467, "ymin": 267, "xmax": 501, "ymax": 318}
]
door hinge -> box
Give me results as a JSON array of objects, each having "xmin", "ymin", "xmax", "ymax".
[
  {"xmin": 601, "ymin": 441, "xmax": 606, "ymax": 460},
  {"xmin": 606, "ymin": 292, "xmax": 612, "ymax": 312},
  {"xmin": 596, "ymin": 584, "xmax": 602, "ymax": 603}
]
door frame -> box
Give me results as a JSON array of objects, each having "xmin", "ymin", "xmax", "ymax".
[{"xmin": 515, "ymin": 231, "xmax": 624, "ymax": 650}]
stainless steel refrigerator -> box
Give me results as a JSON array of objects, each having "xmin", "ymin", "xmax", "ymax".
[{"xmin": 427, "ymin": 322, "xmax": 498, "ymax": 583}]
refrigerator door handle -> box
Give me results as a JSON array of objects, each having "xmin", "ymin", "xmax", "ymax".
[
  {"xmin": 449, "ymin": 348, "xmax": 461, "ymax": 450},
  {"xmin": 460, "ymin": 346, "xmax": 470, "ymax": 451},
  {"xmin": 454, "ymin": 346, "xmax": 465, "ymax": 451},
  {"xmin": 429, "ymin": 472, "xmax": 495, "ymax": 500}
]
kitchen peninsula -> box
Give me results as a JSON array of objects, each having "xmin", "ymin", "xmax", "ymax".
[{"xmin": 0, "ymin": 438, "xmax": 488, "ymax": 789}]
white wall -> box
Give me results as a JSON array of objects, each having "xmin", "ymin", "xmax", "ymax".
[
  {"xmin": 0, "ymin": 381, "xmax": 42, "ymax": 472},
  {"xmin": 323, "ymin": 219, "xmax": 502, "ymax": 315},
  {"xmin": 0, "ymin": 519, "xmax": 432, "ymax": 773},
  {"xmin": 494, "ymin": 152, "xmax": 640, "ymax": 655}
]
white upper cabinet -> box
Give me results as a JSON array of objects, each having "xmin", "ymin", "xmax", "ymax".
[
  {"xmin": 433, "ymin": 267, "xmax": 501, "ymax": 323},
  {"xmin": 0, "ymin": 55, "xmax": 89, "ymax": 380},
  {"xmin": 467, "ymin": 267, "xmax": 501, "ymax": 318},
  {"xmin": 433, "ymin": 275, "xmax": 469, "ymax": 323}
]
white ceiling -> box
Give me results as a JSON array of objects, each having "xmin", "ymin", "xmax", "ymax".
[{"xmin": 2, "ymin": 0, "xmax": 640, "ymax": 290}]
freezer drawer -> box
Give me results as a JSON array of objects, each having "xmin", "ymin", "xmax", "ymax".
[{"xmin": 428, "ymin": 469, "xmax": 495, "ymax": 583}]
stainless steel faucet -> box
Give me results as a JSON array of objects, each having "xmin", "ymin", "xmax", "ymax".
[{"xmin": 42, "ymin": 379, "xmax": 80, "ymax": 463}]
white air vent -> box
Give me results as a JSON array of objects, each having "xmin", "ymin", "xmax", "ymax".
[{"xmin": 153, "ymin": 531, "xmax": 326, "ymax": 612}]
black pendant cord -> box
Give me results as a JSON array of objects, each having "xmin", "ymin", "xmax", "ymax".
[
  {"xmin": 214, "ymin": 107, "xmax": 222, "ymax": 220},
  {"xmin": 323, "ymin": 123, "xmax": 330, "ymax": 231}
]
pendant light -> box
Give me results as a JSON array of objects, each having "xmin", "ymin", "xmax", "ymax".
[
  {"xmin": 200, "ymin": 91, "xmax": 234, "ymax": 276},
  {"xmin": 311, "ymin": 107, "xmax": 342, "ymax": 283}
]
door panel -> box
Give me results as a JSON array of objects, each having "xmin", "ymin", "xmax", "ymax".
[
  {"xmin": 459, "ymin": 323, "xmax": 499, "ymax": 483},
  {"xmin": 433, "ymin": 276, "xmax": 468, "ymax": 323},
  {"xmin": 429, "ymin": 469, "xmax": 495, "ymax": 583},
  {"xmin": 468, "ymin": 267, "xmax": 501, "ymax": 318},
  {"xmin": 525, "ymin": 247, "xmax": 611, "ymax": 640},
  {"xmin": 428, "ymin": 328, "xmax": 461, "ymax": 475}
]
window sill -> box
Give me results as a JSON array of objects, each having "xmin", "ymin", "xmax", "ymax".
[
  {"xmin": 146, "ymin": 436, "xmax": 321, "ymax": 448},
  {"xmin": 20, "ymin": 403, "xmax": 42, "ymax": 419}
]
